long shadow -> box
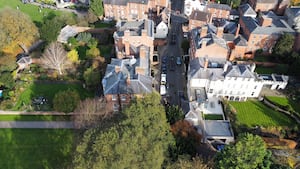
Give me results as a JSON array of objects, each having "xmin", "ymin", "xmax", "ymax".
[{"xmin": 0, "ymin": 120, "xmax": 75, "ymax": 169}]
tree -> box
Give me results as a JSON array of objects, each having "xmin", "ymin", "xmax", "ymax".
[
  {"xmin": 89, "ymin": 0, "xmax": 104, "ymax": 17},
  {"xmin": 41, "ymin": 42, "xmax": 70, "ymax": 75},
  {"xmin": 215, "ymin": 133, "xmax": 268, "ymax": 169},
  {"xmin": 86, "ymin": 47, "xmax": 100, "ymax": 58},
  {"xmin": 76, "ymin": 32, "xmax": 92, "ymax": 45},
  {"xmin": 272, "ymin": 33, "xmax": 295, "ymax": 60},
  {"xmin": 67, "ymin": 49, "xmax": 79, "ymax": 63},
  {"xmin": 170, "ymin": 120, "xmax": 202, "ymax": 159},
  {"xmin": 40, "ymin": 13, "xmax": 76, "ymax": 43},
  {"xmin": 0, "ymin": 72, "xmax": 15, "ymax": 89},
  {"xmin": 53, "ymin": 90, "xmax": 80, "ymax": 113},
  {"xmin": 166, "ymin": 156, "xmax": 211, "ymax": 169},
  {"xmin": 83, "ymin": 67, "xmax": 101, "ymax": 88},
  {"xmin": 229, "ymin": 0, "xmax": 241, "ymax": 8},
  {"xmin": 73, "ymin": 92, "xmax": 173, "ymax": 169},
  {"xmin": 73, "ymin": 98, "xmax": 111, "ymax": 129},
  {"xmin": 166, "ymin": 105, "xmax": 184, "ymax": 125},
  {"xmin": 0, "ymin": 8, "xmax": 39, "ymax": 54}
]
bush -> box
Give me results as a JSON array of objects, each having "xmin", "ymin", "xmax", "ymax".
[{"xmin": 53, "ymin": 90, "xmax": 80, "ymax": 113}]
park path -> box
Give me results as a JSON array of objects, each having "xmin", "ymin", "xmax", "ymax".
[{"xmin": 0, "ymin": 121, "xmax": 74, "ymax": 129}]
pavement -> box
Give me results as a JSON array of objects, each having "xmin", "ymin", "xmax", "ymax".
[{"xmin": 0, "ymin": 121, "xmax": 74, "ymax": 129}]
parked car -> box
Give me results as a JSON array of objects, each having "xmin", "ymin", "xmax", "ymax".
[
  {"xmin": 161, "ymin": 73, "xmax": 167, "ymax": 85},
  {"xmin": 160, "ymin": 85, "xmax": 167, "ymax": 96},
  {"xmin": 162, "ymin": 56, "xmax": 167, "ymax": 63},
  {"xmin": 176, "ymin": 56, "xmax": 182, "ymax": 65},
  {"xmin": 161, "ymin": 64, "xmax": 167, "ymax": 72}
]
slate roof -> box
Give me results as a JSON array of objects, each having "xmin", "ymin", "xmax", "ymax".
[
  {"xmin": 188, "ymin": 57, "xmax": 257, "ymax": 80},
  {"xmin": 233, "ymin": 35, "xmax": 248, "ymax": 46},
  {"xmin": 198, "ymin": 33, "xmax": 228, "ymax": 49},
  {"xmin": 102, "ymin": 58, "xmax": 152, "ymax": 95},
  {"xmin": 256, "ymin": 0, "xmax": 278, "ymax": 3},
  {"xmin": 225, "ymin": 64, "xmax": 256, "ymax": 78},
  {"xmin": 207, "ymin": 3, "xmax": 231, "ymax": 11},
  {"xmin": 286, "ymin": 6, "xmax": 300, "ymax": 16},
  {"xmin": 239, "ymin": 3, "xmax": 256, "ymax": 17},
  {"xmin": 190, "ymin": 10, "xmax": 212, "ymax": 22},
  {"xmin": 115, "ymin": 20, "xmax": 154, "ymax": 37},
  {"xmin": 103, "ymin": 0, "xmax": 148, "ymax": 5},
  {"xmin": 240, "ymin": 13, "xmax": 295, "ymax": 37}
]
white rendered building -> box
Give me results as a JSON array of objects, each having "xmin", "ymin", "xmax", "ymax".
[{"xmin": 184, "ymin": 0, "xmax": 206, "ymax": 16}]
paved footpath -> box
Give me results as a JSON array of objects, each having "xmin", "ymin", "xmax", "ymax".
[{"xmin": 0, "ymin": 121, "xmax": 74, "ymax": 129}]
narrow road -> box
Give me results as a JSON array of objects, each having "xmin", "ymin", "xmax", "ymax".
[{"xmin": 0, "ymin": 121, "xmax": 74, "ymax": 129}]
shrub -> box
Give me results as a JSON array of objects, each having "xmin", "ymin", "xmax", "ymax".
[{"xmin": 53, "ymin": 90, "xmax": 80, "ymax": 113}]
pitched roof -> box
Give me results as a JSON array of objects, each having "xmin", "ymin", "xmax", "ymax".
[
  {"xmin": 233, "ymin": 35, "xmax": 248, "ymax": 46},
  {"xmin": 189, "ymin": 10, "xmax": 212, "ymax": 22},
  {"xmin": 225, "ymin": 64, "xmax": 256, "ymax": 78},
  {"xmin": 199, "ymin": 33, "xmax": 228, "ymax": 49},
  {"xmin": 207, "ymin": 3, "xmax": 231, "ymax": 11},
  {"xmin": 256, "ymin": 0, "xmax": 278, "ymax": 4},
  {"xmin": 239, "ymin": 3, "xmax": 256, "ymax": 17},
  {"xmin": 103, "ymin": 0, "xmax": 148, "ymax": 5},
  {"xmin": 240, "ymin": 13, "xmax": 295, "ymax": 36}
]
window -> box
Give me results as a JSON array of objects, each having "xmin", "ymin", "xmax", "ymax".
[
  {"xmin": 121, "ymin": 95, "xmax": 126, "ymax": 101},
  {"xmin": 254, "ymin": 85, "xmax": 257, "ymax": 89},
  {"xmin": 113, "ymin": 104, "xmax": 119, "ymax": 112},
  {"xmin": 209, "ymin": 89, "xmax": 213, "ymax": 93},
  {"xmin": 112, "ymin": 95, "xmax": 117, "ymax": 101},
  {"xmin": 251, "ymin": 92, "xmax": 255, "ymax": 96}
]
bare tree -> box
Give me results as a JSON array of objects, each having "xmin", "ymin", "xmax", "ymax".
[
  {"xmin": 41, "ymin": 42, "xmax": 70, "ymax": 75},
  {"xmin": 73, "ymin": 98, "xmax": 112, "ymax": 129}
]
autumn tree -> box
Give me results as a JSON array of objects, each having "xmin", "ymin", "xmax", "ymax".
[
  {"xmin": 73, "ymin": 92, "xmax": 173, "ymax": 169},
  {"xmin": 215, "ymin": 133, "xmax": 268, "ymax": 169},
  {"xmin": 67, "ymin": 49, "xmax": 79, "ymax": 63},
  {"xmin": 0, "ymin": 8, "xmax": 39, "ymax": 54},
  {"xmin": 41, "ymin": 42, "xmax": 70, "ymax": 75},
  {"xmin": 53, "ymin": 90, "xmax": 80, "ymax": 113},
  {"xmin": 73, "ymin": 98, "xmax": 111, "ymax": 129}
]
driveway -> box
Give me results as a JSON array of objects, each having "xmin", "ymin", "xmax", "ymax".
[{"xmin": 0, "ymin": 121, "xmax": 74, "ymax": 129}]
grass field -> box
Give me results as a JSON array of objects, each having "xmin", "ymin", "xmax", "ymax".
[
  {"xmin": 0, "ymin": 0, "xmax": 68, "ymax": 22},
  {"xmin": 255, "ymin": 64, "xmax": 288, "ymax": 74},
  {"xmin": 230, "ymin": 100, "xmax": 295, "ymax": 127},
  {"xmin": 204, "ymin": 114, "xmax": 224, "ymax": 120},
  {"xmin": 14, "ymin": 83, "xmax": 93, "ymax": 110},
  {"xmin": 0, "ymin": 129, "xmax": 74, "ymax": 169},
  {"xmin": 0, "ymin": 115, "xmax": 71, "ymax": 121},
  {"xmin": 266, "ymin": 96, "xmax": 300, "ymax": 113}
]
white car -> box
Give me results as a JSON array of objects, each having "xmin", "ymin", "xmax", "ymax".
[
  {"xmin": 161, "ymin": 73, "xmax": 167, "ymax": 85},
  {"xmin": 160, "ymin": 85, "xmax": 167, "ymax": 96}
]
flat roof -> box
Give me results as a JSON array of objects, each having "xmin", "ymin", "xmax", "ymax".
[
  {"xmin": 203, "ymin": 97, "xmax": 224, "ymax": 115},
  {"xmin": 204, "ymin": 120, "xmax": 234, "ymax": 137}
]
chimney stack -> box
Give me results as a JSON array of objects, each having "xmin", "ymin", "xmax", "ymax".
[
  {"xmin": 125, "ymin": 41, "xmax": 130, "ymax": 56},
  {"xmin": 200, "ymin": 26, "xmax": 208, "ymax": 37},
  {"xmin": 124, "ymin": 30, "xmax": 130, "ymax": 37},
  {"xmin": 235, "ymin": 24, "xmax": 240, "ymax": 38},
  {"xmin": 202, "ymin": 40, "xmax": 207, "ymax": 48},
  {"xmin": 259, "ymin": 16, "xmax": 272, "ymax": 27},
  {"xmin": 250, "ymin": 63, "xmax": 256, "ymax": 72},
  {"xmin": 223, "ymin": 61, "xmax": 229, "ymax": 72},
  {"xmin": 216, "ymin": 26, "xmax": 224, "ymax": 38},
  {"xmin": 142, "ymin": 29, "xmax": 147, "ymax": 37},
  {"xmin": 204, "ymin": 57, "xmax": 209, "ymax": 70}
]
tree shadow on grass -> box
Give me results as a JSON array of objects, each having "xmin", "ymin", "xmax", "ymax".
[{"xmin": 0, "ymin": 127, "xmax": 75, "ymax": 169}]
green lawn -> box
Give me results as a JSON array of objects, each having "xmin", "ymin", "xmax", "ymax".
[
  {"xmin": 14, "ymin": 83, "xmax": 93, "ymax": 110},
  {"xmin": 266, "ymin": 96, "xmax": 300, "ymax": 113},
  {"xmin": 230, "ymin": 100, "xmax": 295, "ymax": 127},
  {"xmin": 0, "ymin": 129, "xmax": 74, "ymax": 169},
  {"xmin": 0, "ymin": 0, "xmax": 68, "ymax": 23},
  {"xmin": 255, "ymin": 64, "xmax": 288, "ymax": 74},
  {"xmin": 0, "ymin": 115, "xmax": 71, "ymax": 121},
  {"xmin": 204, "ymin": 114, "xmax": 224, "ymax": 120}
]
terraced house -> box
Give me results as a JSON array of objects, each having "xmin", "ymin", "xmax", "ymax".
[{"xmin": 103, "ymin": 0, "xmax": 169, "ymax": 21}]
